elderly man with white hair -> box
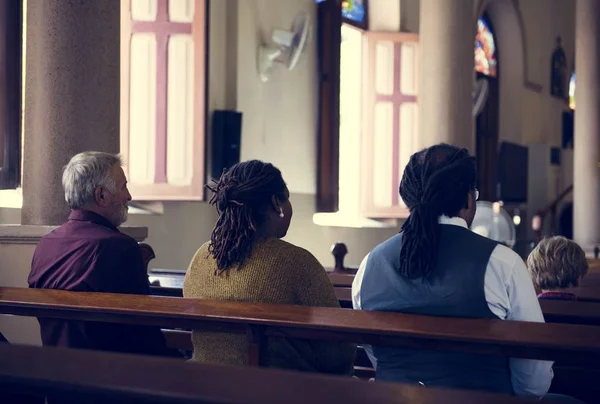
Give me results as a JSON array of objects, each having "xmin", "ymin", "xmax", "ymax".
[{"xmin": 28, "ymin": 151, "xmax": 174, "ymax": 358}]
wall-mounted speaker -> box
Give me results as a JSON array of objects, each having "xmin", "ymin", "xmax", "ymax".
[{"xmin": 211, "ymin": 110, "xmax": 242, "ymax": 180}]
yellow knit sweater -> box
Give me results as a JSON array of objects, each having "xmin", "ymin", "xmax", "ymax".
[{"xmin": 183, "ymin": 238, "xmax": 356, "ymax": 375}]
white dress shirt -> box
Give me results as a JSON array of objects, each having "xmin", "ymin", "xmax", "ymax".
[{"xmin": 352, "ymin": 215, "xmax": 553, "ymax": 398}]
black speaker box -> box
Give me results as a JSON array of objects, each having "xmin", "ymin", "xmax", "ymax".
[
  {"xmin": 211, "ymin": 110, "xmax": 242, "ymax": 180},
  {"xmin": 562, "ymin": 110, "xmax": 574, "ymax": 149}
]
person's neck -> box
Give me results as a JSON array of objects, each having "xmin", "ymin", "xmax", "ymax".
[
  {"xmin": 77, "ymin": 206, "xmax": 113, "ymax": 226},
  {"xmin": 254, "ymin": 222, "xmax": 279, "ymax": 240}
]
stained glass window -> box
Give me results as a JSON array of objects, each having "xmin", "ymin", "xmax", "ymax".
[
  {"xmin": 569, "ymin": 72, "xmax": 576, "ymax": 110},
  {"xmin": 342, "ymin": 0, "xmax": 366, "ymax": 26},
  {"xmin": 475, "ymin": 17, "xmax": 497, "ymax": 77}
]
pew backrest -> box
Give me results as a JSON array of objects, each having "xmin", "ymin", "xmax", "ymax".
[
  {"xmin": 2, "ymin": 287, "xmax": 600, "ymax": 367},
  {"xmin": 148, "ymin": 271, "xmax": 600, "ymax": 326},
  {"xmin": 0, "ymin": 344, "xmax": 532, "ymax": 404}
]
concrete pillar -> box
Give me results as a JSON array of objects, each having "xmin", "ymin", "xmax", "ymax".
[
  {"xmin": 21, "ymin": 0, "xmax": 120, "ymax": 225},
  {"xmin": 419, "ymin": 0, "xmax": 474, "ymax": 151},
  {"xmin": 574, "ymin": 0, "xmax": 600, "ymax": 251}
]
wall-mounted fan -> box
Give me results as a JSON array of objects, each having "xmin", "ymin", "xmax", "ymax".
[
  {"xmin": 258, "ymin": 13, "xmax": 312, "ymax": 83},
  {"xmin": 472, "ymin": 78, "xmax": 489, "ymax": 117},
  {"xmin": 470, "ymin": 201, "xmax": 516, "ymax": 248}
]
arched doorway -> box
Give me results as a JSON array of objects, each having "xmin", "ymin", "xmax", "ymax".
[{"xmin": 474, "ymin": 14, "xmax": 499, "ymax": 202}]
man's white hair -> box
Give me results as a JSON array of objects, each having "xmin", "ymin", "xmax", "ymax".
[{"xmin": 62, "ymin": 152, "xmax": 123, "ymax": 209}]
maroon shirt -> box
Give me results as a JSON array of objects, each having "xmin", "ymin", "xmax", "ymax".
[
  {"xmin": 537, "ymin": 291, "xmax": 578, "ymax": 301},
  {"xmin": 28, "ymin": 210, "xmax": 172, "ymax": 357}
]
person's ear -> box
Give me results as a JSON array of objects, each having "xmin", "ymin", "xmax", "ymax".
[
  {"xmin": 466, "ymin": 190, "xmax": 475, "ymax": 210},
  {"xmin": 95, "ymin": 186, "xmax": 107, "ymax": 206},
  {"xmin": 270, "ymin": 195, "xmax": 281, "ymax": 214}
]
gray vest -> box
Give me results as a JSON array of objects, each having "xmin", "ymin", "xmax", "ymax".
[{"xmin": 360, "ymin": 224, "xmax": 513, "ymax": 395}]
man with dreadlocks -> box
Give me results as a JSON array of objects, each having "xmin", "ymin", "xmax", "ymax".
[
  {"xmin": 352, "ymin": 144, "xmax": 553, "ymax": 398},
  {"xmin": 183, "ymin": 160, "xmax": 355, "ymax": 375}
]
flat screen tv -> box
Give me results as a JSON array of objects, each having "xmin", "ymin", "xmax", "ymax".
[{"xmin": 497, "ymin": 142, "xmax": 528, "ymax": 203}]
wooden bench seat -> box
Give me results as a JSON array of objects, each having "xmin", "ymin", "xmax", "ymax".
[{"xmin": 0, "ymin": 344, "xmax": 532, "ymax": 404}]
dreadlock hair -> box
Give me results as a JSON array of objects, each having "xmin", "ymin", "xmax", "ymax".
[
  {"xmin": 207, "ymin": 160, "xmax": 287, "ymax": 275},
  {"xmin": 398, "ymin": 143, "xmax": 477, "ymax": 279}
]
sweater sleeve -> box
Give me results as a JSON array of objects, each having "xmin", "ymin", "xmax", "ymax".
[{"xmin": 293, "ymin": 249, "xmax": 357, "ymax": 375}]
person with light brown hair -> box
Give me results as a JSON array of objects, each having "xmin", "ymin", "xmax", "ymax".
[{"xmin": 527, "ymin": 236, "xmax": 589, "ymax": 301}]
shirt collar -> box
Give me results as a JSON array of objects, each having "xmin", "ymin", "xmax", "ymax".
[
  {"xmin": 438, "ymin": 215, "xmax": 468, "ymax": 229},
  {"xmin": 68, "ymin": 210, "xmax": 118, "ymax": 231}
]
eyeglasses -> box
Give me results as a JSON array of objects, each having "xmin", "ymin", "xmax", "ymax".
[{"xmin": 474, "ymin": 189, "xmax": 480, "ymax": 201}]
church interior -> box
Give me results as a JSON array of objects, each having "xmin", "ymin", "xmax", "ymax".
[{"xmin": 1, "ymin": 0, "xmax": 600, "ymax": 402}]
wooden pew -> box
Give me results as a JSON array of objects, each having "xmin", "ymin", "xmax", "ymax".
[
  {"xmin": 564, "ymin": 286, "xmax": 600, "ymax": 303},
  {"xmin": 0, "ymin": 344, "xmax": 532, "ymax": 404},
  {"xmin": 334, "ymin": 285, "xmax": 600, "ymax": 326},
  {"xmin": 3, "ymin": 287, "xmax": 600, "ymax": 402},
  {"xmin": 580, "ymin": 272, "xmax": 600, "ymax": 287},
  {"xmin": 328, "ymin": 272, "xmax": 354, "ymax": 288},
  {"xmin": 2, "ymin": 287, "xmax": 600, "ymax": 367},
  {"xmin": 149, "ymin": 271, "xmax": 186, "ymax": 297},
  {"xmin": 148, "ymin": 271, "xmax": 600, "ymax": 326}
]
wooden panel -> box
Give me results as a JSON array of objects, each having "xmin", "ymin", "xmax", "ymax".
[
  {"xmin": 2, "ymin": 287, "xmax": 600, "ymax": 366},
  {"xmin": 372, "ymin": 102, "xmax": 393, "ymax": 208},
  {"xmin": 399, "ymin": 42, "xmax": 418, "ymax": 96},
  {"xmin": 361, "ymin": 32, "xmax": 418, "ymax": 219},
  {"xmin": 168, "ymin": 0, "xmax": 194, "ymax": 23},
  {"xmin": 0, "ymin": 2, "xmax": 7, "ymax": 169},
  {"xmin": 374, "ymin": 42, "xmax": 394, "ymax": 95},
  {"xmin": 0, "ymin": 344, "xmax": 531, "ymax": 404},
  {"xmin": 372, "ymin": 40, "xmax": 395, "ymax": 210},
  {"xmin": 397, "ymin": 43, "xmax": 419, "ymax": 210},
  {"xmin": 166, "ymin": 35, "xmax": 194, "ymax": 186},
  {"xmin": 338, "ymin": 24, "xmax": 364, "ymax": 213},
  {"xmin": 581, "ymin": 272, "xmax": 600, "ymax": 287},
  {"xmin": 315, "ymin": 0, "xmax": 342, "ymax": 212},
  {"xmin": 564, "ymin": 286, "xmax": 600, "ymax": 302},
  {"xmin": 121, "ymin": 0, "xmax": 206, "ymax": 201},
  {"xmin": 131, "ymin": 0, "xmax": 158, "ymax": 21},
  {"xmin": 128, "ymin": 33, "xmax": 157, "ymax": 185},
  {"xmin": 398, "ymin": 103, "xmax": 417, "ymax": 208},
  {"xmin": 328, "ymin": 273, "xmax": 354, "ymax": 287},
  {"xmin": 540, "ymin": 300, "xmax": 600, "ymax": 326},
  {"xmin": 0, "ymin": 0, "xmax": 21, "ymax": 189}
]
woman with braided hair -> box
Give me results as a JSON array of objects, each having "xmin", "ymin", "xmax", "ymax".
[
  {"xmin": 352, "ymin": 144, "xmax": 553, "ymax": 398},
  {"xmin": 183, "ymin": 160, "xmax": 355, "ymax": 374}
]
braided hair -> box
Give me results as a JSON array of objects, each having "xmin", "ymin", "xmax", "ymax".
[
  {"xmin": 207, "ymin": 160, "xmax": 287, "ymax": 274},
  {"xmin": 398, "ymin": 143, "xmax": 477, "ymax": 279}
]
